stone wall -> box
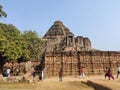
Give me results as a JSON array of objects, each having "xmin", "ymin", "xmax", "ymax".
[
  {"xmin": 44, "ymin": 51, "xmax": 120, "ymax": 77},
  {"xmin": 3, "ymin": 61, "xmax": 41, "ymax": 76},
  {"xmin": 75, "ymin": 36, "xmax": 91, "ymax": 51}
]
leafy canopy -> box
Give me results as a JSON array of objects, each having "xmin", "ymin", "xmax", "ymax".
[{"xmin": 0, "ymin": 23, "xmax": 45, "ymax": 62}]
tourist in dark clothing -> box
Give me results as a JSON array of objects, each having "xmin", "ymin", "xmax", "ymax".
[
  {"xmin": 33, "ymin": 71, "xmax": 36, "ymax": 80},
  {"xmin": 105, "ymin": 68, "xmax": 114, "ymax": 80},
  {"xmin": 104, "ymin": 67, "xmax": 108, "ymax": 79},
  {"xmin": 59, "ymin": 69, "xmax": 63, "ymax": 81},
  {"xmin": 32, "ymin": 67, "xmax": 36, "ymax": 81}
]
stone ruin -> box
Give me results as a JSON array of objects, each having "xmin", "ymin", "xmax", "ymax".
[
  {"xmin": 43, "ymin": 21, "xmax": 91, "ymax": 52},
  {"xmin": 0, "ymin": 61, "xmax": 40, "ymax": 83},
  {"xmin": 42, "ymin": 21, "xmax": 120, "ymax": 77}
]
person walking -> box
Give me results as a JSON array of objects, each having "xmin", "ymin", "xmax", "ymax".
[
  {"xmin": 104, "ymin": 67, "xmax": 108, "ymax": 79},
  {"xmin": 6, "ymin": 68, "xmax": 11, "ymax": 77},
  {"xmin": 105, "ymin": 68, "xmax": 114, "ymax": 80},
  {"xmin": 33, "ymin": 70, "xmax": 36, "ymax": 81},
  {"xmin": 116, "ymin": 67, "xmax": 120, "ymax": 78},
  {"xmin": 41, "ymin": 69, "xmax": 44, "ymax": 80},
  {"xmin": 80, "ymin": 66, "xmax": 85, "ymax": 78},
  {"xmin": 59, "ymin": 68, "xmax": 63, "ymax": 81}
]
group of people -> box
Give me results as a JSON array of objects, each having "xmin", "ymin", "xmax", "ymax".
[
  {"xmin": 2, "ymin": 68, "xmax": 11, "ymax": 77},
  {"xmin": 58, "ymin": 66, "xmax": 85, "ymax": 81},
  {"xmin": 2, "ymin": 68, "xmax": 20, "ymax": 77},
  {"xmin": 58, "ymin": 66, "xmax": 120, "ymax": 81},
  {"xmin": 2, "ymin": 66, "xmax": 120, "ymax": 81},
  {"xmin": 79, "ymin": 66, "xmax": 120, "ymax": 80},
  {"xmin": 32, "ymin": 68, "xmax": 45, "ymax": 81},
  {"xmin": 104, "ymin": 67, "xmax": 114, "ymax": 80},
  {"xmin": 32, "ymin": 67, "xmax": 63, "ymax": 81},
  {"xmin": 105, "ymin": 66, "xmax": 120, "ymax": 80}
]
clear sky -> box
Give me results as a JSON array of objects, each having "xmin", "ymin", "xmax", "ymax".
[{"xmin": 1, "ymin": 0, "xmax": 120, "ymax": 51}]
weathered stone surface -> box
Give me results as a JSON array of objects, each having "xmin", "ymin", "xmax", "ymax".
[
  {"xmin": 25, "ymin": 61, "xmax": 32, "ymax": 73},
  {"xmin": 43, "ymin": 21, "xmax": 91, "ymax": 52},
  {"xmin": 42, "ymin": 21, "xmax": 118, "ymax": 77},
  {"xmin": 44, "ymin": 51, "xmax": 120, "ymax": 76},
  {"xmin": 0, "ymin": 76, "xmax": 7, "ymax": 83}
]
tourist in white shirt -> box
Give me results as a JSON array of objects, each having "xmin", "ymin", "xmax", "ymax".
[
  {"xmin": 6, "ymin": 68, "xmax": 11, "ymax": 77},
  {"xmin": 116, "ymin": 67, "xmax": 120, "ymax": 78}
]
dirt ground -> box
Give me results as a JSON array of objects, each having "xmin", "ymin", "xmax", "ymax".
[
  {"xmin": 86, "ymin": 75, "xmax": 120, "ymax": 90},
  {"xmin": 36, "ymin": 75, "xmax": 120, "ymax": 90},
  {"xmin": 0, "ymin": 75, "xmax": 94, "ymax": 90},
  {"xmin": 0, "ymin": 75, "xmax": 120, "ymax": 90}
]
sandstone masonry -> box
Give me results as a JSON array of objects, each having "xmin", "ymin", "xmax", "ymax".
[{"xmin": 42, "ymin": 21, "xmax": 120, "ymax": 76}]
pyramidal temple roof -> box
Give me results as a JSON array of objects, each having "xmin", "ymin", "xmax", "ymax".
[{"xmin": 43, "ymin": 21, "xmax": 74, "ymax": 39}]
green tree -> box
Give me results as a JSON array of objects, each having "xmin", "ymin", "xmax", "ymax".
[
  {"xmin": 0, "ymin": 23, "xmax": 22, "ymax": 61},
  {"xmin": 0, "ymin": 23, "xmax": 45, "ymax": 62},
  {"xmin": 0, "ymin": 27, "xmax": 6, "ymax": 53},
  {"xmin": 0, "ymin": 5, "xmax": 7, "ymax": 18},
  {"xmin": 22, "ymin": 30, "xmax": 44, "ymax": 61}
]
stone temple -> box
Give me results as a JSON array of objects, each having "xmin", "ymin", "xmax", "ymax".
[
  {"xmin": 43, "ymin": 20, "xmax": 91, "ymax": 52},
  {"xmin": 42, "ymin": 20, "xmax": 120, "ymax": 77}
]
